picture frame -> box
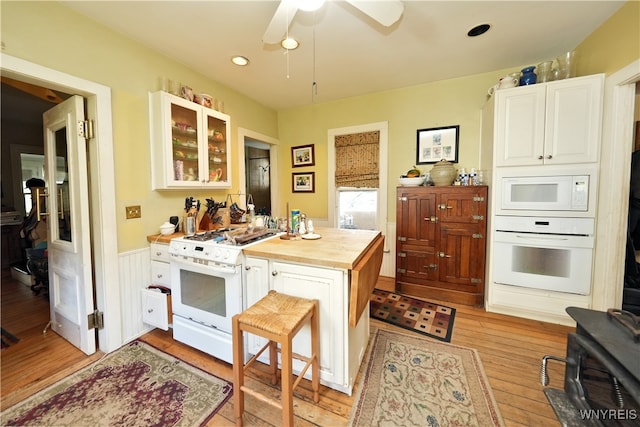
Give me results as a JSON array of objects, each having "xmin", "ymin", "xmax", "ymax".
[
  {"xmin": 291, "ymin": 144, "xmax": 315, "ymax": 167},
  {"xmin": 416, "ymin": 125, "xmax": 459, "ymax": 164},
  {"xmin": 292, "ymin": 172, "xmax": 315, "ymax": 193}
]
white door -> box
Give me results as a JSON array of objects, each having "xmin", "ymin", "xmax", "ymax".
[{"xmin": 43, "ymin": 95, "xmax": 96, "ymax": 355}]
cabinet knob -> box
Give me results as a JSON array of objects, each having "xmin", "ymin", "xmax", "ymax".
[
  {"xmin": 147, "ymin": 309, "xmax": 154, "ymax": 313},
  {"xmin": 156, "ymin": 274, "xmax": 163, "ymax": 278},
  {"xmin": 272, "ymin": 271, "xmax": 278, "ymax": 276},
  {"xmin": 546, "ymin": 155, "xmax": 553, "ymax": 159},
  {"xmin": 155, "ymin": 252, "xmax": 162, "ymax": 256},
  {"xmin": 438, "ymin": 252, "xmax": 451, "ymax": 258},
  {"xmin": 426, "ymin": 216, "xmax": 439, "ymax": 223},
  {"xmin": 245, "ymin": 266, "xmax": 251, "ymax": 270},
  {"xmin": 538, "ymin": 155, "xmax": 544, "ymax": 159}
]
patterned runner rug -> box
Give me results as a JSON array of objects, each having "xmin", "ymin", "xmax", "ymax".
[
  {"xmin": 370, "ymin": 289, "xmax": 456, "ymax": 342},
  {"xmin": 1, "ymin": 340, "xmax": 232, "ymax": 426},
  {"xmin": 349, "ymin": 328, "xmax": 504, "ymax": 427}
]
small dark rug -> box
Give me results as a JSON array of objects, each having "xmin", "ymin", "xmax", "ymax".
[
  {"xmin": 370, "ymin": 289, "xmax": 456, "ymax": 342},
  {"xmin": 1, "ymin": 327, "xmax": 20, "ymax": 349}
]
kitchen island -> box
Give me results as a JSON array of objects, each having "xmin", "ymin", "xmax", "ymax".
[{"xmin": 242, "ymin": 227, "xmax": 384, "ymax": 395}]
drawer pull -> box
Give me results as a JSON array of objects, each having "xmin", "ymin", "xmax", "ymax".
[{"xmin": 155, "ymin": 251, "xmax": 162, "ymax": 256}]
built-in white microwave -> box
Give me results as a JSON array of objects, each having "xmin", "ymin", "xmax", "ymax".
[{"xmin": 499, "ymin": 174, "xmax": 590, "ymax": 213}]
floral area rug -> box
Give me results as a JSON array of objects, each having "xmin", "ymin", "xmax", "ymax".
[
  {"xmin": 1, "ymin": 340, "xmax": 232, "ymax": 426},
  {"xmin": 370, "ymin": 289, "xmax": 456, "ymax": 342},
  {"xmin": 349, "ymin": 328, "xmax": 504, "ymax": 427}
]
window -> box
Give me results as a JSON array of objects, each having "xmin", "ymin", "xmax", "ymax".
[{"xmin": 328, "ymin": 122, "xmax": 388, "ymax": 234}]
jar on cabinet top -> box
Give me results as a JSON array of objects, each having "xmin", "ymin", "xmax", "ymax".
[
  {"xmin": 519, "ymin": 66, "xmax": 537, "ymax": 86},
  {"xmin": 429, "ymin": 160, "xmax": 456, "ymax": 186}
]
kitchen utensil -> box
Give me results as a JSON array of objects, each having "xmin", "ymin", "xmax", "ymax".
[
  {"xmin": 398, "ymin": 176, "xmax": 425, "ymax": 186},
  {"xmin": 185, "ymin": 216, "xmax": 196, "ymax": 236},
  {"xmin": 160, "ymin": 222, "xmax": 175, "ymax": 235}
]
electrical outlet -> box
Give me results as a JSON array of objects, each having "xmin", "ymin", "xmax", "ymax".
[{"xmin": 125, "ymin": 205, "xmax": 141, "ymax": 219}]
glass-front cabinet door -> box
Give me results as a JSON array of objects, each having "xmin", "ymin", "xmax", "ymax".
[
  {"xmin": 204, "ymin": 110, "xmax": 229, "ymax": 185},
  {"xmin": 150, "ymin": 91, "xmax": 231, "ymax": 189}
]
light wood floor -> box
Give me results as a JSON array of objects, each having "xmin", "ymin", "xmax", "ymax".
[{"xmin": 1, "ymin": 271, "xmax": 572, "ymax": 426}]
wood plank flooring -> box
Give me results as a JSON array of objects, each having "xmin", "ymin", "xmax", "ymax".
[{"xmin": 1, "ymin": 272, "xmax": 571, "ymax": 426}]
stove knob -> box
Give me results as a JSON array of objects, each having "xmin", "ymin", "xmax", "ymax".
[
  {"xmin": 213, "ymin": 248, "xmax": 221, "ymax": 259},
  {"xmin": 222, "ymin": 250, "xmax": 230, "ymax": 259}
]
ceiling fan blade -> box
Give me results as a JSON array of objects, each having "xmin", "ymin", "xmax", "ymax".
[
  {"xmin": 345, "ymin": 0, "xmax": 404, "ymax": 27},
  {"xmin": 263, "ymin": 0, "xmax": 299, "ymax": 44}
]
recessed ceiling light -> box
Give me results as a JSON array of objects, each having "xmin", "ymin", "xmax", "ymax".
[
  {"xmin": 281, "ymin": 37, "xmax": 300, "ymax": 50},
  {"xmin": 467, "ymin": 23, "xmax": 491, "ymax": 37},
  {"xmin": 231, "ymin": 56, "xmax": 249, "ymax": 66}
]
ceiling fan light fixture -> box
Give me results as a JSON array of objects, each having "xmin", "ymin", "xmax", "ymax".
[
  {"xmin": 296, "ymin": 0, "xmax": 325, "ymax": 12},
  {"xmin": 467, "ymin": 23, "xmax": 491, "ymax": 37},
  {"xmin": 281, "ymin": 37, "xmax": 300, "ymax": 50},
  {"xmin": 231, "ymin": 56, "xmax": 250, "ymax": 66}
]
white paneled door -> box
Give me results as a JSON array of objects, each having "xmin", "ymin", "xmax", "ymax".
[{"xmin": 43, "ymin": 95, "xmax": 96, "ymax": 355}]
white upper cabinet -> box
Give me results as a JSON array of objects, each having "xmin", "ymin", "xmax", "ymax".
[
  {"xmin": 149, "ymin": 91, "xmax": 231, "ymax": 189},
  {"xmin": 494, "ymin": 74, "xmax": 604, "ymax": 167}
]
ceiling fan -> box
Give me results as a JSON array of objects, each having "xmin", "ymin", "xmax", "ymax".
[{"xmin": 262, "ymin": 0, "xmax": 404, "ymax": 44}]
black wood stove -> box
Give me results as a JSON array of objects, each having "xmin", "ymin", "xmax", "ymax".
[{"xmin": 541, "ymin": 307, "xmax": 640, "ymax": 426}]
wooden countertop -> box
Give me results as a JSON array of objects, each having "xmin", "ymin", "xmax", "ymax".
[
  {"xmin": 242, "ymin": 227, "xmax": 382, "ymax": 270},
  {"xmin": 147, "ymin": 233, "xmax": 184, "ymax": 244}
]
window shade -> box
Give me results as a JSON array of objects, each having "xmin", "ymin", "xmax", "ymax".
[{"xmin": 335, "ymin": 131, "xmax": 379, "ymax": 187}]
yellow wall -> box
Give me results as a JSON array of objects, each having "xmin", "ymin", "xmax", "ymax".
[
  {"xmin": 1, "ymin": 1, "xmax": 278, "ymax": 251},
  {"xmin": 277, "ymin": 71, "xmax": 513, "ymax": 221},
  {"xmin": 575, "ymin": 1, "xmax": 640, "ymax": 77}
]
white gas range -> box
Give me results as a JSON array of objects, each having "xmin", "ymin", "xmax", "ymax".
[{"xmin": 168, "ymin": 228, "xmax": 278, "ymax": 363}]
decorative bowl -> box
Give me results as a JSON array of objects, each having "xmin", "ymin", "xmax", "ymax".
[
  {"xmin": 159, "ymin": 222, "xmax": 175, "ymax": 235},
  {"xmin": 398, "ymin": 176, "xmax": 425, "ymax": 186}
]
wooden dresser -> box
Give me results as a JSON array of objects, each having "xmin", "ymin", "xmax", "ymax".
[{"xmin": 395, "ymin": 185, "xmax": 488, "ymax": 306}]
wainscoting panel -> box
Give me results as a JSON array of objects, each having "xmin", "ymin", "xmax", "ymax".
[{"xmin": 118, "ymin": 248, "xmax": 153, "ymax": 343}]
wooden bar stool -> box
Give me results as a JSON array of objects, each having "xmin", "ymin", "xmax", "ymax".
[{"xmin": 232, "ymin": 290, "xmax": 320, "ymax": 427}]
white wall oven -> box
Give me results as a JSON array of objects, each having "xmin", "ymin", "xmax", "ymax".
[{"xmin": 492, "ymin": 216, "xmax": 594, "ymax": 295}]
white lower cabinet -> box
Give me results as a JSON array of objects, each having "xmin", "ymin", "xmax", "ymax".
[{"xmin": 243, "ymin": 255, "xmax": 369, "ymax": 395}]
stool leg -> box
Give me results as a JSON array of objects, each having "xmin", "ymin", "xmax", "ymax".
[
  {"xmin": 311, "ymin": 301, "xmax": 320, "ymax": 403},
  {"xmin": 269, "ymin": 340, "xmax": 278, "ymax": 385},
  {"xmin": 232, "ymin": 315, "xmax": 244, "ymax": 427},
  {"xmin": 281, "ymin": 337, "xmax": 294, "ymax": 426}
]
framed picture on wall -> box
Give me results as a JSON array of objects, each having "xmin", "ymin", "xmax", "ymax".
[
  {"xmin": 292, "ymin": 172, "xmax": 315, "ymax": 193},
  {"xmin": 416, "ymin": 125, "xmax": 459, "ymax": 164},
  {"xmin": 291, "ymin": 144, "xmax": 315, "ymax": 167}
]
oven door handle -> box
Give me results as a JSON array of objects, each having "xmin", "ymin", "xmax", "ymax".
[
  {"xmin": 171, "ymin": 260, "xmax": 238, "ymax": 275},
  {"xmin": 515, "ymin": 235, "xmax": 570, "ymax": 242}
]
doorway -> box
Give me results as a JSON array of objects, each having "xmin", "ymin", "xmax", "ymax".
[
  {"xmin": 238, "ymin": 128, "xmax": 280, "ymax": 217},
  {"xmin": 244, "ymin": 139, "xmax": 271, "ymax": 215},
  {"xmin": 1, "ymin": 53, "xmax": 121, "ymax": 354}
]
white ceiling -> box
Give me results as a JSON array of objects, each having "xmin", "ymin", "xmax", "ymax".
[{"xmin": 61, "ymin": 1, "xmax": 625, "ymax": 110}]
